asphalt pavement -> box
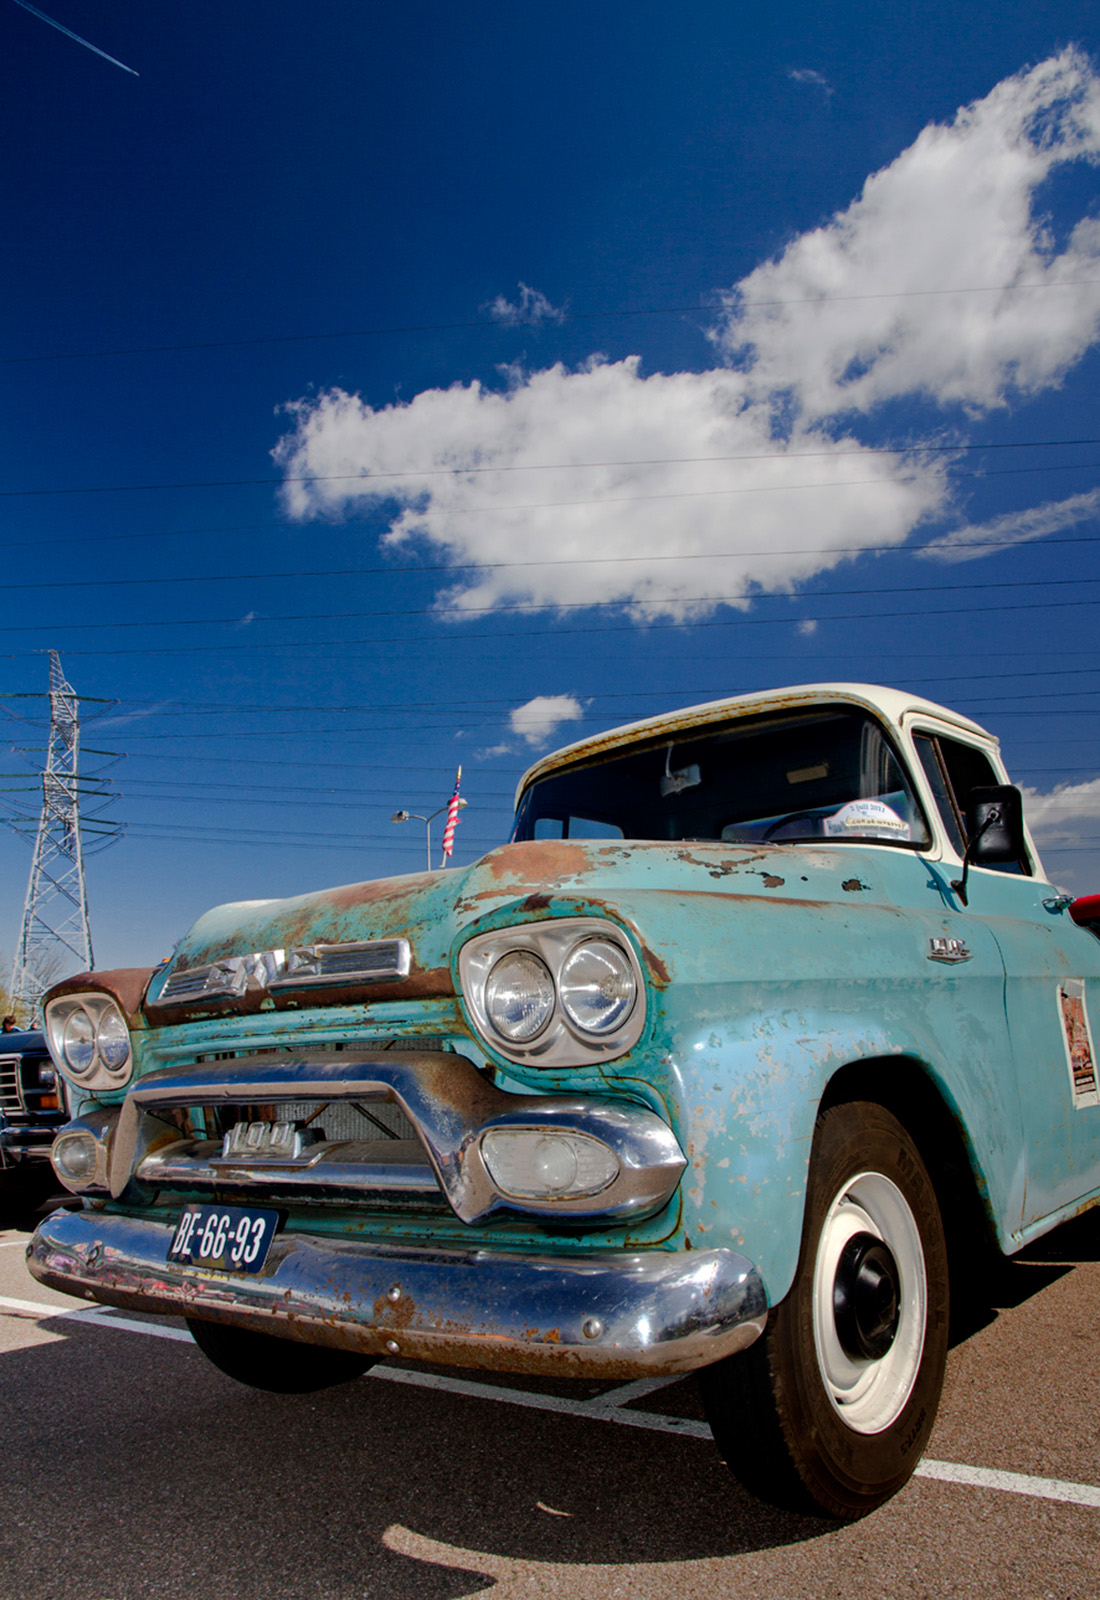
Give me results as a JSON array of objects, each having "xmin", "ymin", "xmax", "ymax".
[{"xmin": 1, "ymin": 1192, "xmax": 1097, "ymax": 1600}]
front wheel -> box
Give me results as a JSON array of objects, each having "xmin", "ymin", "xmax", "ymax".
[
  {"xmin": 186, "ymin": 1318, "xmax": 376, "ymax": 1394},
  {"xmin": 700, "ymin": 1100, "xmax": 949, "ymax": 1519}
]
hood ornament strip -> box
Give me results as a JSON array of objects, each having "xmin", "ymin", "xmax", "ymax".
[{"xmin": 159, "ymin": 939, "xmax": 411, "ymax": 1004}]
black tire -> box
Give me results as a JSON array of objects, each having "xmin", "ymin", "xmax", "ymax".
[
  {"xmin": 186, "ymin": 1318, "xmax": 376, "ymax": 1394},
  {"xmin": 699, "ymin": 1100, "xmax": 949, "ymax": 1519}
]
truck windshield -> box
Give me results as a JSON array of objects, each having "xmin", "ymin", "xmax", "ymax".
[{"xmin": 512, "ymin": 708, "xmax": 931, "ymax": 848}]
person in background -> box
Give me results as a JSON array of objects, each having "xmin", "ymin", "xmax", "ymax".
[{"xmin": 2, "ymin": 1014, "xmax": 19, "ymax": 1032}]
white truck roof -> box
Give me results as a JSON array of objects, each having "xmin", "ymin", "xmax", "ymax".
[{"xmin": 515, "ymin": 683, "xmax": 997, "ymax": 807}]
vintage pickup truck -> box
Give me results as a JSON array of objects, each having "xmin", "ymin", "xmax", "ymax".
[{"xmin": 27, "ymin": 683, "xmax": 1100, "ymax": 1519}]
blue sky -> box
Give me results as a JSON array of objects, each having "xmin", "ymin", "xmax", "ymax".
[{"xmin": 2, "ymin": 1, "xmax": 1099, "ymax": 973}]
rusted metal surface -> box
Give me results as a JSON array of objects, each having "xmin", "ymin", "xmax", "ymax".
[
  {"xmin": 143, "ymin": 963, "xmax": 454, "ymax": 1026},
  {"xmin": 99, "ymin": 1049, "xmax": 686, "ymax": 1225},
  {"xmin": 36, "ymin": 683, "xmax": 1100, "ymax": 1352},
  {"xmin": 44, "ymin": 967, "xmax": 156, "ymax": 1029},
  {"xmin": 28, "ymin": 1205, "xmax": 768, "ymax": 1378}
]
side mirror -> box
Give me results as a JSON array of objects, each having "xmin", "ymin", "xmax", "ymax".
[
  {"xmin": 950, "ymin": 785, "xmax": 1025, "ymax": 905},
  {"xmin": 965, "ymin": 785, "xmax": 1026, "ymax": 865}
]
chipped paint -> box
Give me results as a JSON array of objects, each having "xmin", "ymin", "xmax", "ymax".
[{"xmin": 39, "ymin": 684, "xmax": 1100, "ymax": 1342}]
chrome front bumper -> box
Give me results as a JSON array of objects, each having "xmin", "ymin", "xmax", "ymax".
[{"xmin": 28, "ymin": 1205, "xmax": 768, "ymax": 1377}]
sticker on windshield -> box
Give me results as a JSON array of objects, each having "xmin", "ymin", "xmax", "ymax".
[
  {"xmin": 1058, "ymin": 980, "xmax": 1099, "ymax": 1109},
  {"xmin": 823, "ymin": 800, "xmax": 911, "ymax": 842}
]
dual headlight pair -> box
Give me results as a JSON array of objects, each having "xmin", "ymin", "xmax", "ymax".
[
  {"xmin": 42, "ymin": 919, "xmax": 645, "ymax": 1088},
  {"xmin": 44, "ymin": 994, "xmax": 132, "ymax": 1091},
  {"xmin": 459, "ymin": 918, "xmax": 645, "ymax": 1067}
]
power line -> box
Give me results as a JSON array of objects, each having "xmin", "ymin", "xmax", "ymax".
[
  {"xmin": 2, "ymin": 518, "xmax": 1098, "ymax": 560},
  {"xmin": 4, "ymin": 438, "xmax": 1100, "ymax": 500},
  {"xmin": 4, "ymin": 278, "xmax": 1097, "ymax": 365},
  {"xmin": 2, "ymin": 564, "xmax": 1099, "ymax": 610},
  {"xmin": 7, "ymin": 591, "xmax": 1100, "ymax": 662},
  {"xmin": 20, "ymin": 663, "xmax": 1089, "ymax": 722}
]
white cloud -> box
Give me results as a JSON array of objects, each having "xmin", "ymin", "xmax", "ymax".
[
  {"xmin": 276, "ymin": 363, "xmax": 947, "ymax": 619},
  {"xmin": 789, "ymin": 67, "xmax": 833, "ymax": 99},
  {"xmin": 473, "ymin": 695, "xmax": 584, "ymax": 759},
  {"xmin": 486, "ymin": 283, "xmax": 566, "ymax": 326},
  {"xmin": 720, "ymin": 49, "xmax": 1100, "ymax": 418},
  {"xmin": 919, "ymin": 488, "xmax": 1100, "ymax": 562},
  {"xmin": 96, "ymin": 701, "xmax": 170, "ymax": 730},
  {"xmin": 274, "ymin": 51, "xmax": 1100, "ymax": 621},
  {"xmin": 1022, "ymin": 777, "xmax": 1100, "ymax": 845},
  {"xmin": 509, "ymin": 694, "xmax": 584, "ymax": 746},
  {"xmin": 1023, "ymin": 776, "xmax": 1100, "ymax": 890}
]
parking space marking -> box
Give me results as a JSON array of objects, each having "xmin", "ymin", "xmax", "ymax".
[
  {"xmin": 4, "ymin": 1292, "xmax": 1099, "ymax": 1510},
  {"xmin": 915, "ymin": 1458, "xmax": 1100, "ymax": 1508},
  {"xmin": 0, "ymin": 1293, "xmax": 194, "ymax": 1339}
]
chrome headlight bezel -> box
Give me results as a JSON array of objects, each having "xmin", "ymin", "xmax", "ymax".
[
  {"xmin": 458, "ymin": 917, "xmax": 645, "ymax": 1067},
  {"xmin": 44, "ymin": 994, "xmax": 134, "ymax": 1091}
]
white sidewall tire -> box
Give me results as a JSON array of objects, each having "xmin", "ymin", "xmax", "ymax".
[{"xmin": 700, "ymin": 1099, "xmax": 950, "ymax": 1519}]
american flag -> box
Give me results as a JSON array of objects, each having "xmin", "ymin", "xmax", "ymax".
[{"xmin": 441, "ymin": 766, "xmax": 462, "ymax": 862}]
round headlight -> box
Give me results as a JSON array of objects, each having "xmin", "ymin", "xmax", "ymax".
[
  {"xmin": 559, "ymin": 939, "xmax": 636, "ymax": 1035},
  {"xmin": 485, "ymin": 950, "xmax": 555, "ymax": 1042},
  {"xmin": 54, "ymin": 1131, "xmax": 98, "ymax": 1183},
  {"xmin": 96, "ymin": 1008, "xmax": 131, "ymax": 1072},
  {"xmin": 62, "ymin": 1008, "xmax": 96, "ymax": 1075}
]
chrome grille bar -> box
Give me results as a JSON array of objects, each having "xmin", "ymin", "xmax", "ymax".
[
  {"xmin": 0, "ymin": 1054, "xmax": 21, "ymax": 1114},
  {"xmin": 270, "ymin": 939, "xmax": 411, "ymax": 988},
  {"xmin": 159, "ymin": 938, "xmax": 412, "ymax": 1004}
]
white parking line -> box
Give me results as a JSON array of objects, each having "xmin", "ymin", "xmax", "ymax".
[
  {"xmin": 914, "ymin": 1457, "xmax": 1100, "ymax": 1509},
  {"xmin": 0, "ymin": 1293, "xmax": 193, "ymax": 1339},
  {"xmin": 3, "ymin": 1293, "xmax": 1099, "ymax": 1509}
]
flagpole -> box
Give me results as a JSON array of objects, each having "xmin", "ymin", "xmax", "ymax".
[{"xmin": 440, "ymin": 766, "xmax": 463, "ymax": 868}]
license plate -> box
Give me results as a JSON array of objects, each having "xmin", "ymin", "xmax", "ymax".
[{"xmin": 167, "ymin": 1204, "xmax": 280, "ymax": 1274}]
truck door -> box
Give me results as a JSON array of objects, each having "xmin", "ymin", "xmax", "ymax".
[{"xmin": 914, "ymin": 730, "xmax": 1100, "ymax": 1237}]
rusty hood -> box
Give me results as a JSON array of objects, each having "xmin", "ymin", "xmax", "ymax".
[{"xmin": 142, "ymin": 837, "xmax": 887, "ymax": 1019}]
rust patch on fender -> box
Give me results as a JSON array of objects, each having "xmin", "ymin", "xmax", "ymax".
[
  {"xmin": 643, "ymin": 947, "xmax": 671, "ymax": 987},
  {"xmin": 841, "ymin": 878, "xmax": 870, "ymax": 893},
  {"xmin": 760, "ymin": 874, "xmax": 785, "ymax": 889},
  {"xmin": 480, "ymin": 840, "xmax": 596, "ymax": 881},
  {"xmin": 519, "ymin": 894, "xmax": 553, "ymax": 914},
  {"xmin": 45, "ymin": 966, "xmax": 156, "ymax": 1029}
]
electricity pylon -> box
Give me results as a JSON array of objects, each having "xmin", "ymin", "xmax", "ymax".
[{"xmin": 4, "ymin": 652, "xmax": 123, "ymax": 1022}]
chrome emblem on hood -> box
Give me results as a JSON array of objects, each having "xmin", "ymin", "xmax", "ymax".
[{"xmin": 158, "ymin": 939, "xmax": 412, "ymax": 1005}]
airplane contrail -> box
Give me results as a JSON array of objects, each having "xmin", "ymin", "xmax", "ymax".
[{"xmin": 11, "ymin": 0, "xmax": 139, "ymax": 76}]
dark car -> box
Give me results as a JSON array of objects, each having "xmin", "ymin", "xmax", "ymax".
[{"xmin": 0, "ymin": 1029, "xmax": 68, "ymax": 1202}]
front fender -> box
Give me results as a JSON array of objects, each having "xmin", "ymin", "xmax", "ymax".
[{"xmin": 651, "ymin": 988, "xmax": 1023, "ymax": 1308}]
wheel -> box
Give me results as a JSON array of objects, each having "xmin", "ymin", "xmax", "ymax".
[
  {"xmin": 186, "ymin": 1318, "xmax": 376, "ymax": 1394},
  {"xmin": 699, "ymin": 1100, "xmax": 949, "ymax": 1519}
]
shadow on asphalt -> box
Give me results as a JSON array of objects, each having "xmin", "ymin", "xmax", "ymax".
[
  {"xmin": 4, "ymin": 1201, "xmax": 1096, "ymax": 1597},
  {"xmin": 0, "ymin": 1185, "xmax": 74, "ymax": 1235},
  {"xmin": 0, "ymin": 1308, "xmax": 835, "ymax": 1600},
  {"xmin": 949, "ymin": 1204, "xmax": 1098, "ymax": 1344}
]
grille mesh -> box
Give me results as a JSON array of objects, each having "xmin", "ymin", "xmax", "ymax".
[
  {"xmin": 200, "ymin": 1098, "xmax": 419, "ymax": 1144},
  {"xmin": 270, "ymin": 1100, "xmax": 417, "ymax": 1142}
]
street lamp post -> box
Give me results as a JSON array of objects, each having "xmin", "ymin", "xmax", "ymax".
[{"xmin": 391, "ymin": 798, "xmax": 467, "ymax": 870}]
